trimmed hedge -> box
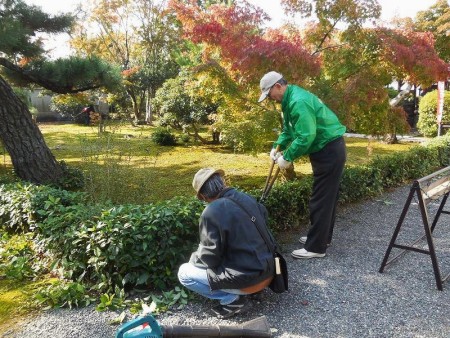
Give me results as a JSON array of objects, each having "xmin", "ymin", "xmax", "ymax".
[
  {"xmin": 0, "ymin": 184, "xmax": 202, "ymax": 291},
  {"xmin": 256, "ymin": 135, "xmax": 450, "ymax": 230},
  {"xmin": 36, "ymin": 198, "xmax": 202, "ymax": 291},
  {"xmin": 1, "ymin": 135, "xmax": 450, "ymax": 291}
]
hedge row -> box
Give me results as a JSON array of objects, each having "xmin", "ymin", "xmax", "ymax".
[
  {"xmin": 0, "ymin": 185, "xmax": 202, "ymax": 291},
  {"xmin": 258, "ymin": 136, "xmax": 450, "ymax": 230},
  {"xmin": 1, "ymin": 135, "xmax": 450, "ymax": 291}
]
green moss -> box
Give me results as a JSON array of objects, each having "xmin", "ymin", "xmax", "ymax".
[{"xmin": 0, "ymin": 279, "xmax": 38, "ymax": 335}]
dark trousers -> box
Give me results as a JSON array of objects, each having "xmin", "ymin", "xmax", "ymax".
[{"xmin": 304, "ymin": 137, "xmax": 346, "ymax": 253}]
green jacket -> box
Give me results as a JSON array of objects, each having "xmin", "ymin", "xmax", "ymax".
[{"xmin": 274, "ymin": 85, "xmax": 346, "ymax": 162}]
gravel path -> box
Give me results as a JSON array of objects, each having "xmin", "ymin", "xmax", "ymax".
[{"xmin": 4, "ymin": 184, "xmax": 450, "ymax": 338}]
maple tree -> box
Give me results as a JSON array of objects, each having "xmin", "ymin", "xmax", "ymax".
[
  {"xmin": 414, "ymin": 0, "xmax": 450, "ymax": 62},
  {"xmin": 168, "ymin": 0, "xmax": 448, "ymax": 147},
  {"xmin": 167, "ymin": 0, "xmax": 321, "ymax": 151},
  {"xmin": 169, "ymin": 0, "xmax": 320, "ymax": 83},
  {"xmin": 281, "ymin": 0, "xmax": 448, "ymax": 138}
]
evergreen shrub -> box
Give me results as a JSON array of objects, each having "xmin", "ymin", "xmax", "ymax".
[
  {"xmin": 417, "ymin": 90, "xmax": 450, "ymax": 137},
  {"xmin": 151, "ymin": 127, "xmax": 177, "ymax": 146}
]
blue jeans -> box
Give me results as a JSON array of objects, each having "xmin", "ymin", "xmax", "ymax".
[{"xmin": 178, "ymin": 262, "xmax": 249, "ymax": 305}]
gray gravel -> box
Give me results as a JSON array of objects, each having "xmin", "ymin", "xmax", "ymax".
[{"xmin": 4, "ymin": 184, "xmax": 450, "ymax": 338}]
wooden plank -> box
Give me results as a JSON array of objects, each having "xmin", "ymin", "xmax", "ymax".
[
  {"xmin": 417, "ymin": 166, "xmax": 450, "ymax": 184},
  {"xmin": 423, "ymin": 182, "xmax": 450, "ymax": 203},
  {"xmin": 421, "ymin": 175, "xmax": 450, "ymax": 193}
]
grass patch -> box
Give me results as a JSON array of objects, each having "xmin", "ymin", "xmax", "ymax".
[
  {"xmin": 0, "ymin": 122, "xmax": 415, "ymax": 204},
  {"xmin": 0, "ymin": 278, "xmax": 40, "ymax": 335}
]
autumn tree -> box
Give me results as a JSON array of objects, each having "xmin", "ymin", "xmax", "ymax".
[
  {"xmin": 414, "ymin": 0, "xmax": 450, "ymax": 62},
  {"xmin": 71, "ymin": 0, "xmax": 182, "ymax": 123},
  {"xmin": 168, "ymin": 0, "xmax": 320, "ymax": 151},
  {"xmin": 0, "ymin": 0, "xmax": 120, "ymax": 184},
  {"xmin": 169, "ymin": 0, "xmax": 448, "ymax": 148},
  {"xmin": 279, "ymin": 0, "xmax": 448, "ymax": 140}
]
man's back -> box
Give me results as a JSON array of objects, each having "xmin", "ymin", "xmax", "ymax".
[{"xmin": 193, "ymin": 188, "xmax": 275, "ymax": 290}]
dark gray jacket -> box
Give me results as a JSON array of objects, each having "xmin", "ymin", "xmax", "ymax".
[{"xmin": 189, "ymin": 187, "xmax": 276, "ymax": 290}]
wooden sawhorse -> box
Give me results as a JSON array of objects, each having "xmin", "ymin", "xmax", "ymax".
[{"xmin": 379, "ymin": 166, "xmax": 450, "ymax": 290}]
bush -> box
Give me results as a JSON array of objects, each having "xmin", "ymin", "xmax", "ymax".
[
  {"xmin": 339, "ymin": 165, "xmax": 383, "ymax": 203},
  {"xmin": 0, "ymin": 183, "xmax": 88, "ymax": 233},
  {"xmin": 417, "ymin": 90, "xmax": 450, "ymax": 137},
  {"xmin": 252, "ymin": 176, "xmax": 313, "ymax": 231},
  {"xmin": 151, "ymin": 128, "xmax": 177, "ymax": 146},
  {"xmin": 34, "ymin": 196, "xmax": 202, "ymax": 292},
  {"xmin": 258, "ymin": 137, "xmax": 448, "ymax": 229},
  {"xmin": 0, "ymin": 183, "xmax": 202, "ymax": 292},
  {"xmin": 35, "ymin": 280, "xmax": 94, "ymax": 309},
  {"xmin": 0, "ymin": 233, "xmax": 37, "ymax": 280}
]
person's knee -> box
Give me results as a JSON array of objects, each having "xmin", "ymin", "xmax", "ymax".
[{"xmin": 177, "ymin": 263, "xmax": 190, "ymax": 285}]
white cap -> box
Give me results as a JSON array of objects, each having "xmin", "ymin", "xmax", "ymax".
[{"xmin": 258, "ymin": 71, "xmax": 283, "ymax": 102}]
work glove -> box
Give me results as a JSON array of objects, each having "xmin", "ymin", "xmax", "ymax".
[
  {"xmin": 270, "ymin": 148, "xmax": 281, "ymax": 161},
  {"xmin": 276, "ymin": 156, "xmax": 292, "ymax": 169}
]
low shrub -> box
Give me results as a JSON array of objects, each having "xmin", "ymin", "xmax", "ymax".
[
  {"xmin": 254, "ymin": 176, "xmax": 313, "ymax": 231},
  {"xmin": 0, "ymin": 233, "xmax": 36, "ymax": 280},
  {"xmin": 0, "ymin": 183, "xmax": 87, "ymax": 233},
  {"xmin": 339, "ymin": 165, "xmax": 383, "ymax": 203},
  {"xmin": 34, "ymin": 196, "xmax": 202, "ymax": 292},
  {"xmin": 151, "ymin": 128, "xmax": 177, "ymax": 146},
  {"xmin": 417, "ymin": 90, "xmax": 450, "ymax": 137},
  {"xmin": 34, "ymin": 280, "xmax": 94, "ymax": 309},
  {"xmin": 260, "ymin": 136, "xmax": 449, "ymax": 229}
]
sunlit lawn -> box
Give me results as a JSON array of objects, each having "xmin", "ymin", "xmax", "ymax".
[{"xmin": 0, "ymin": 121, "xmax": 416, "ymax": 204}]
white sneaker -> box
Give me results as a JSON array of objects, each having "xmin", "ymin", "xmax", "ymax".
[
  {"xmin": 291, "ymin": 248, "xmax": 325, "ymax": 259},
  {"xmin": 299, "ymin": 236, "xmax": 331, "ymax": 247}
]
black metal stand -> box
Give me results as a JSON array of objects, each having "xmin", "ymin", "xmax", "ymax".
[{"xmin": 379, "ymin": 166, "xmax": 450, "ymax": 290}]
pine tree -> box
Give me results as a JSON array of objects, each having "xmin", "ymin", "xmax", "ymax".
[{"xmin": 0, "ymin": 0, "xmax": 119, "ymax": 184}]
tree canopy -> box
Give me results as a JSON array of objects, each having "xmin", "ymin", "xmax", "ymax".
[
  {"xmin": 414, "ymin": 0, "xmax": 450, "ymax": 62},
  {"xmin": 168, "ymin": 0, "xmax": 448, "ymax": 142}
]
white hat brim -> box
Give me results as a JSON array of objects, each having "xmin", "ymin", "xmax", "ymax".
[{"xmin": 258, "ymin": 90, "xmax": 270, "ymax": 103}]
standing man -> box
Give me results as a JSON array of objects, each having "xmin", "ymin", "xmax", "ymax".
[
  {"xmin": 178, "ymin": 168, "xmax": 275, "ymax": 319},
  {"xmin": 258, "ymin": 71, "xmax": 346, "ymax": 259}
]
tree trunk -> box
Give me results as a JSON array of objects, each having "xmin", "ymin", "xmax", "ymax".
[
  {"xmin": 126, "ymin": 88, "xmax": 140, "ymax": 122},
  {"xmin": 386, "ymin": 83, "xmax": 412, "ymax": 143},
  {"xmin": 0, "ymin": 75, "xmax": 63, "ymax": 184},
  {"xmin": 145, "ymin": 88, "xmax": 154, "ymax": 125},
  {"xmin": 281, "ymin": 165, "xmax": 296, "ymax": 181}
]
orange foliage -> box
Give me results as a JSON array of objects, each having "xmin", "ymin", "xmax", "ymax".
[
  {"xmin": 376, "ymin": 28, "xmax": 449, "ymax": 86},
  {"xmin": 168, "ymin": 0, "xmax": 320, "ymax": 84},
  {"xmin": 121, "ymin": 66, "xmax": 141, "ymax": 78},
  {"xmin": 17, "ymin": 57, "xmax": 33, "ymax": 67}
]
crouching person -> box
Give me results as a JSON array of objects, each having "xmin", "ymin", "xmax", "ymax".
[{"xmin": 178, "ymin": 168, "xmax": 275, "ymax": 319}]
